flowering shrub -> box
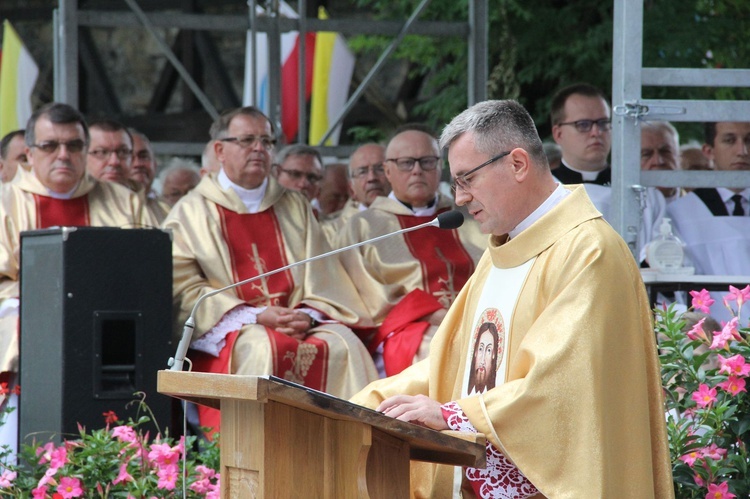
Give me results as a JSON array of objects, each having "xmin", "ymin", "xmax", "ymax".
[
  {"xmin": 658, "ymin": 286, "xmax": 750, "ymax": 498},
  {"xmin": 0, "ymin": 394, "xmax": 219, "ymax": 498}
]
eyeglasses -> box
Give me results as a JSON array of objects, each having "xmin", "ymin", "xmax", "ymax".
[
  {"xmin": 134, "ymin": 150, "xmax": 152, "ymax": 161},
  {"xmin": 276, "ymin": 166, "xmax": 323, "ymax": 184},
  {"xmin": 385, "ymin": 156, "xmax": 440, "ymax": 172},
  {"xmin": 30, "ymin": 140, "xmax": 86, "ymax": 154},
  {"xmin": 556, "ymin": 118, "xmax": 611, "ymax": 133},
  {"xmin": 88, "ymin": 148, "xmax": 133, "ymax": 160},
  {"xmin": 451, "ymin": 151, "xmax": 511, "ymax": 193},
  {"xmin": 351, "ymin": 163, "xmax": 385, "ymax": 178},
  {"xmin": 220, "ymin": 135, "xmax": 276, "ymax": 151}
]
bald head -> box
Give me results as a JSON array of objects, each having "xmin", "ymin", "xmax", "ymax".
[
  {"xmin": 161, "ymin": 164, "xmax": 201, "ymax": 206},
  {"xmin": 348, "ymin": 143, "xmax": 389, "ymax": 206},
  {"xmin": 384, "ymin": 131, "xmax": 441, "ymax": 208}
]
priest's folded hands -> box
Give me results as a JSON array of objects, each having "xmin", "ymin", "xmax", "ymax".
[{"xmin": 257, "ymin": 306, "xmax": 315, "ymax": 340}]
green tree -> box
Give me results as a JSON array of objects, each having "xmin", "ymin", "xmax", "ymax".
[{"xmin": 348, "ymin": 0, "xmax": 750, "ymax": 142}]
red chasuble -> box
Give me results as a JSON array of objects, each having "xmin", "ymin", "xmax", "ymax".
[
  {"xmin": 375, "ymin": 210, "xmax": 476, "ymax": 376},
  {"xmin": 193, "ymin": 207, "xmax": 329, "ymax": 390},
  {"xmin": 34, "ymin": 195, "xmax": 90, "ymax": 228}
]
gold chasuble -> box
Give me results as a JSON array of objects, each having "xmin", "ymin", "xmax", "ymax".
[
  {"xmin": 165, "ymin": 175, "xmax": 377, "ymax": 405},
  {"xmin": 351, "ymin": 186, "xmax": 673, "ymax": 498},
  {"xmin": 0, "ymin": 167, "xmax": 151, "ymax": 375},
  {"xmin": 337, "ymin": 194, "xmax": 486, "ymax": 375}
]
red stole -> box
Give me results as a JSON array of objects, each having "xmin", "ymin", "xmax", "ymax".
[
  {"xmin": 396, "ymin": 211, "xmax": 475, "ymax": 303},
  {"xmin": 193, "ymin": 207, "xmax": 329, "ymax": 389},
  {"xmin": 33, "ymin": 195, "xmax": 90, "ymax": 228},
  {"xmin": 376, "ymin": 210, "xmax": 476, "ymax": 375}
]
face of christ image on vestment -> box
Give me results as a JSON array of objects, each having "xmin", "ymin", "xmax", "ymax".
[{"xmin": 467, "ymin": 321, "xmax": 499, "ymax": 394}]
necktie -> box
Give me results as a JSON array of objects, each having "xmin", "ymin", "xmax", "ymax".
[{"xmin": 731, "ymin": 194, "xmax": 745, "ymax": 216}]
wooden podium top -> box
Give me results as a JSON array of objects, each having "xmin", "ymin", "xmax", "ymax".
[{"xmin": 158, "ymin": 370, "xmax": 485, "ymax": 468}]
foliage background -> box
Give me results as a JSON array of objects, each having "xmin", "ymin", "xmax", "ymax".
[{"xmin": 349, "ymin": 0, "xmax": 750, "ymax": 143}]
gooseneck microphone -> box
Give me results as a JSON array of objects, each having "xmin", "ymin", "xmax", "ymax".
[{"xmin": 167, "ymin": 210, "xmax": 464, "ymax": 371}]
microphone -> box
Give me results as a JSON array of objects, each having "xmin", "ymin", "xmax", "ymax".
[{"xmin": 168, "ymin": 210, "xmax": 464, "ymax": 371}]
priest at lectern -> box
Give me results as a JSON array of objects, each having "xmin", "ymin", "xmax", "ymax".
[{"xmin": 351, "ymin": 100, "xmax": 673, "ymax": 498}]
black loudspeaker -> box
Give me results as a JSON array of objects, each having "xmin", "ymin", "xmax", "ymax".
[{"xmin": 18, "ymin": 227, "xmax": 173, "ymax": 445}]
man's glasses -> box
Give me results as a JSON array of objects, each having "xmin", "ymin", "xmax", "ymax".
[
  {"xmin": 385, "ymin": 156, "xmax": 440, "ymax": 172},
  {"xmin": 556, "ymin": 118, "xmax": 611, "ymax": 133},
  {"xmin": 451, "ymin": 151, "xmax": 510, "ymax": 193},
  {"xmin": 351, "ymin": 163, "xmax": 385, "ymax": 178},
  {"xmin": 276, "ymin": 166, "xmax": 323, "ymax": 184},
  {"xmin": 134, "ymin": 150, "xmax": 152, "ymax": 161},
  {"xmin": 88, "ymin": 148, "xmax": 133, "ymax": 160},
  {"xmin": 220, "ymin": 135, "xmax": 276, "ymax": 151},
  {"xmin": 30, "ymin": 140, "xmax": 86, "ymax": 154}
]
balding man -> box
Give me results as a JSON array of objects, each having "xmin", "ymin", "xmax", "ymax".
[
  {"xmin": 337, "ymin": 126, "xmax": 485, "ymax": 377},
  {"xmin": 321, "ymin": 143, "xmax": 389, "ymax": 244},
  {"xmin": 159, "ymin": 159, "xmax": 201, "ymax": 207}
]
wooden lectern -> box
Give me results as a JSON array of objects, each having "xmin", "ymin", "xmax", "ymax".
[{"xmin": 158, "ymin": 371, "xmax": 485, "ymax": 498}]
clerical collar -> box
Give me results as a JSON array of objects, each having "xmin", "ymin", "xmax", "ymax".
[
  {"xmin": 560, "ymin": 159, "xmax": 605, "ymax": 182},
  {"xmin": 218, "ymin": 168, "xmax": 268, "ymax": 213},
  {"xmin": 357, "ymin": 202, "xmax": 368, "ymax": 211},
  {"xmin": 508, "ymin": 183, "xmax": 570, "ymax": 239},
  {"xmin": 46, "ymin": 181, "xmax": 80, "ymax": 200},
  {"xmin": 388, "ymin": 191, "xmax": 438, "ymax": 216}
]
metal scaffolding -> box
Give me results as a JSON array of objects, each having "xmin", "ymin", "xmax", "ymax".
[
  {"xmin": 611, "ymin": 0, "xmax": 750, "ymax": 256},
  {"xmin": 53, "ymin": 0, "xmax": 488, "ymax": 158}
]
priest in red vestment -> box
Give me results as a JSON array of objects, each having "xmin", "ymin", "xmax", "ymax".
[
  {"xmin": 0, "ymin": 103, "xmax": 151, "ymax": 451},
  {"xmin": 336, "ymin": 127, "xmax": 486, "ymax": 377},
  {"xmin": 163, "ymin": 106, "xmax": 377, "ymax": 433}
]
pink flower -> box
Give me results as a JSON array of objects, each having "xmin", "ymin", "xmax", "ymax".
[
  {"xmin": 148, "ymin": 443, "xmax": 181, "ymax": 468},
  {"xmin": 38, "ymin": 467, "xmax": 58, "ymax": 487},
  {"xmin": 156, "ymin": 465, "xmax": 179, "ymax": 490},
  {"xmin": 195, "ymin": 464, "xmax": 216, "ymax": 479},
  {"xmin": 50, "ymin": 446, "xmax": 68, "ymax": 470},
  {"xmin": 718, "ymin": 354, "xmax": 750, "ymax": 377},
  {"xmin": 718, "ymin": 376, "xmax": 747, "ymax": 396},
  {"xmin": 680, "ymin": 450, "xmax": 701, "ymax": 467},
  {"xmin": 691, "ymin": 289, "xmax": 715, "ymax": 313},
  {"xmin": 112, "ymin": 425, "xmax": 137, "ymax": 443},
  {"xmin": 36, "ymin": 442, "xmax": 55, "ymax": 463},
  {"xmin": 702, "ymin": 444, "xmax": 728, "ymax": 460},
  {"xmin": 0, "ymin": 470, "xmax": 17, "ymax": 488},
  {"xmin": 57, "ymin": 476, "xmax": 83, "ymax": 498},
  {"xmin": 724, "ymin": 285, "xmax": 750, "ymax": 310},
  {"xmin": 189, "ymin": 477, "xmax": 212, "ymax": 494},
  {"xmin": 710, "ymin": 319, "xmax": 738, "ymax": 351},
  {"xmin": 694, "ymin": 473, "xmax": 705, "ymax": 487},
  {"xmin": 692, "ymin": 384, "xmax": 718, "ymax": 408},
  {"xmin": 687, "ymin": 318, "xmax": 709, "ymax": 341},
  {"xmin": 31, "ymin": 485, "xmax": 48, "ymax": 499},
  {"xmin": 113, "ymin": 462, "xmax": 133, "ymax": 485},
  {"xmin": 707, "ymin": 481, "xmax": 736, "ymax": 499}
]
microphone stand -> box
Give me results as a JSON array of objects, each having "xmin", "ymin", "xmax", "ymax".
[{"xmin": 168, "ymin": 213, "xmax": 459, "ymax": 371}]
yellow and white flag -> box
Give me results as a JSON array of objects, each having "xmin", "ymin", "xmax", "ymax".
[
  {"xmin": 308, "ymin": 7, "xmax": 355, "ymax": 146},
  {"xmin": 0, "ymin": 20, "xmax": 39, "ymax": 136}
]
